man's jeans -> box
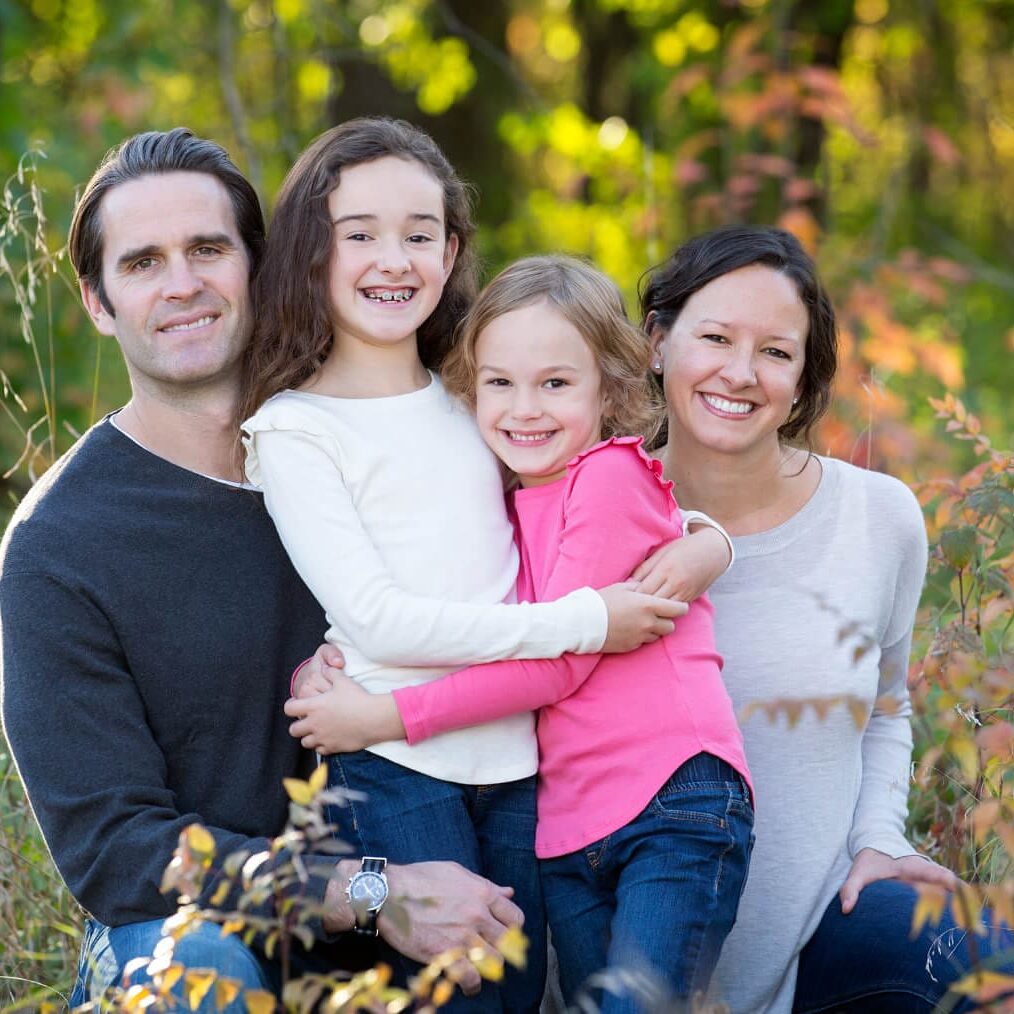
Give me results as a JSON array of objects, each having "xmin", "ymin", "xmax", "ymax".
[
  {"xmin": 329, "ymin": 750, "xmax": 546, "ymax": 1013},
  {"xmin": 795, "ymin": 878, "xmax": 1014, "ymax": 1013},
  {"xmin": 69, "ymin": 916, "xmax": 274, "ymax": 1011},
  {"xmin": 540, "ymin": 752, "xmax": 754, "ymax": 1014}
]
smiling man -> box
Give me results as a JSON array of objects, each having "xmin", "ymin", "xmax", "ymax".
[{"xmin": 0, "ymin": 129, "xmax": 524, "ymax": 1009}]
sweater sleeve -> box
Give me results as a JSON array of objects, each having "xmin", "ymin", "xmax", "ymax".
[
  {"xmin": 847, "ymin": 480, "xmax": 928, "ymax": 859},
  {"xmin": 246, "ymin": 427, "xmax": 607, "ymax": 666},
  {"xmin": 395, "ymin": 441, "xmax": 676, "ymax": 742},
  {"xmin": 0, "ymin": 570, "xmax": 334, "ymax": 934}
]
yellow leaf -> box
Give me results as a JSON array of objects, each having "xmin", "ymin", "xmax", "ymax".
[
  {"xmin": 184, "ymin": 824, "xmax": 216, "ymax": 858},
  {"xmin": 215, "ymin": 977, "xmax": 241, "ymax": 1009},
  {"xmin": 309, "ymin": 762, "xmax": 328, "ymax": 794},
  {"xmin": 954, "ymin": 882, "xmax": 986, "ymax": 935},
  {"xmin": 243, "ymin": 989, "xmax": 277, "ymax": 1014},
  {"xmin": 496, "ymin": 924, "xmax": 529, "ymax": 969},
  {"xmin": 209, "ymin": 880, "xmax": 230, "ymax": 907},
  {"xmin": 220, "ymin": 918, "xmax": 245, "ymax": 938},
  {"xmin": 154, "ymin": 963, "xmax": 183, "ymax": 996},
  {"xmin": 431, "ymin": 978, "xmax": 456, "ymax": 1006},
  {"xmin": 910, "ymin": 884, "xmax": 947, "ymax": 935},
  {"xmin": 847, "ymin": 698, "xmax": 868, "ymax": 729},
  {"xmin": 283, "ymin": 777, "xmax": 314, "ymax": 806},
  {"xmin": 949, "ymin": 969, "xmax": 1014, "ymax": 1000},
  {"xmin": 995, "ymin": 820, "xmax": 1014, "ymax": 859},
  {"xmin": 121, "ymin": 984, "xmax": 156, "ymax": 1011},
  {"xmin": 949, "ymin": 737, "xmax": 979, "ymax": 783},
  {"xmin": 971, "ymin": 799, "xmax": 1001, "ymax": 843},
  {"xmin": 783, "ymin": 700, "xmax": 803, "ymax": 728},
  {"xmin": 469, "ymin": 945, "xmax": 505, "ymax": 982},
  {"xmin": 184, "ymin": 969, "xmax": 216, "ymax": 1009}
]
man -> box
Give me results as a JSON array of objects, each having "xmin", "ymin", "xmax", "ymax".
[
  {"xmin": 0, "ymin": 128, "xmax": 527, "ymax": 1007},
  {"xmin": 1, "ymin": 127, "xmax": 685, "ymax": 1010}
]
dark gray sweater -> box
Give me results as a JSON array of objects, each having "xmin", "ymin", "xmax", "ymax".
[{"xmin": 0, "ymin": 419, "xmax": 332, "ymax": 931}]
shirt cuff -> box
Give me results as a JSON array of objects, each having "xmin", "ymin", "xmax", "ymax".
[{"xmin": 680, "ymin": 510, "xmax": 735, "ymax": 571}]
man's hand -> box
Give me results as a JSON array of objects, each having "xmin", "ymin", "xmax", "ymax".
[
  {"xmin": 839, "ymin": 847, "xmax": 960, "ymax": 914},
  {"xmin": 631, "ymin": 526, "xmax": 730, "ymax": 602},
  {"xmin": 598, "ymin": 583, "xmax": 688, "ymax": 653},
  {"xmin": 284, "ymin": 678, "xmax": 404, "ymax": 753},
  {"xmin": 382, "ymin": 861, "xmax": 524, "ymax": 996},
  {"xmin": 293, "ymin": 642, "xmax": 346, "ymax": 698}
]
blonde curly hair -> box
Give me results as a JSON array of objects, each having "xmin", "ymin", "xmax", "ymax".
[{"xmin": 443, "ymin": 255, "xmax": 663, "ymax": 445}]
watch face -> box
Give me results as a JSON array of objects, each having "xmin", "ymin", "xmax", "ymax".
[{"xmin": 350, "ymin": 871, "xmax": 388, "ymax": 911}]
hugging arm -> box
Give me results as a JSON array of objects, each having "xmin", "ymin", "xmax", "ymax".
[
  {"xmin": 250, "ymin": 428, "xmax": 607, "ymax": 665},
  {"xmin": 393, "ymin": 445, "xmax": 697, "ymax": 742}
]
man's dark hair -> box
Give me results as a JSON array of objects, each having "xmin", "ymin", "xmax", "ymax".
[{"xmin": 68, "ymin": 128, "xmax": 265, "ymax": 315}]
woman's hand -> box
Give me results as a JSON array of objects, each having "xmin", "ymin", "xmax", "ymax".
[
  {"xmin": 293, "ymin": 642, "xmax": 346, "ymax": 698},
  {"xmin": 839, "ymin": 847, "xmax": 960, "ymax": 914},
  {"xmin": 631, "ymin": 526, "xmax": 731, "ymax": 602},
  {"xmin": 284, "ymin": 675, "xmax": 405, "ymax": 753}
]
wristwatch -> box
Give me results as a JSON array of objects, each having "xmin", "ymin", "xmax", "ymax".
[{"xmin": 345, "ymin": 856, "xmax": 388, "ymax": 936}]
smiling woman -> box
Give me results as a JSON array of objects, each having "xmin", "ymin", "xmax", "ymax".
[{"xmin": 640, "ymin": 225, "xmax": 1012, "ymax": 1013}]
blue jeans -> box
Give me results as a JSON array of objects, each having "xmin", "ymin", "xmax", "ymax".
[
  {"xmin": 540, "ymin": 752, "xmax": 754, "ymax": 1014},
  {"xmin": 794, "ymin": 878, "xmax": 1014, "ymax": 1012},
  {"xmin": 328, "ymin": 750, "xmax": 546, "ymax": 1013},
  {"xmin": 69, "ymin": 916, "xmax": 274, "ymax": 1011}
]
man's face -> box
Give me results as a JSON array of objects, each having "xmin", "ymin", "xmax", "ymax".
[{"xmin": 80, "ymin": 171, "xmax": 253, "ymax": 397}]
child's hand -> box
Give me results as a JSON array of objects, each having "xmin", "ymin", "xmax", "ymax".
[
  {"xmin": 284, "ymin": 675, "xmax": 405, "ymax": 754},
  {"xmin": 293, "ymin": 643, "xmax": 346, "ymax": 698},
  {"xmin": 632, "ymin": 526, "xmax": 730, "ymax": 602}
]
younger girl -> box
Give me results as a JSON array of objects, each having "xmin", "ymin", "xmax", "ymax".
[
  {"xmin": 238, "ymin": 120, "xmax": 723, "ymax": 1012},
  {"xmin": 288, "ymin": 256, "xmax": 754, "ymax": 1012}
]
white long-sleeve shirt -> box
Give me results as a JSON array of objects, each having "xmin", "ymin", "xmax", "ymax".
[
  {"xmin": 242, "ymin": 374, "xmax": 607, "ymax": 784},
  {"xmin": 708, "ymin": 456, "xmax": 928, "ymax": 1013}
]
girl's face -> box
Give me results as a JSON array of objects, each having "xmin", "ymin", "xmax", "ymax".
[
  {"xmin": 474, "ymin": 300, "xmax": 607, "ymax": 487},
  {"xmin": 327, "ymin": 156, "xmax": 458, "ymax": 360},
  {"xmin": 653, "ymin": 264, "xmax": 808, "ymax": 457}
]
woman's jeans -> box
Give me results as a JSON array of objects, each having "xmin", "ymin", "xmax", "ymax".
[
  {"xmin": 328, "ymin": 750, "xmax": 546, "ymax": 1013},
  {"xmin": 540, "ymin": 752, "xmax": 754, "ymax": 1014},
  {"xmin": 794, "ymin": 878, "xmax": 1014, "ymax": 1013}
]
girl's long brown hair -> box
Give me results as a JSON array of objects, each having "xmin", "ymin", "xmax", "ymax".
[{"xmin": 236, "ymin": 117, "xmax": 477, "ymax": 433}]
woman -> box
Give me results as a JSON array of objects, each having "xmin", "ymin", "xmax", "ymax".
[{"xmin": 639, "ymin": 225, "xmax": 1008, "ymax": 1013}]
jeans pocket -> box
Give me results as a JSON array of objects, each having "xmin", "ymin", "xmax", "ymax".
[{"xmin": 70, "ymin": 918, "xmax": 117, "ymax": 1005}]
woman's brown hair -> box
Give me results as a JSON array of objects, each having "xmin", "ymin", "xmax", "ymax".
[
  {"xmin": 443, "ymin": 255, "xmax": 664, "ymax": 445},
  {"xmin": 640, "ymin": 225, "xmax": 837, "ymax": 446},
  {"xmin": 237, "ymin": 117, "xmax": 477, "ymax": 429}
]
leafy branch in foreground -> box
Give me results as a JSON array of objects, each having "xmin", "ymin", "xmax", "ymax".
[
  {"xmin": 67, "ymin": 764, "xmax": 526, "ymax": 1013},
  {"xmin": 906, "ymin": 402, "xmax": 1014, "ymax": 1009}
]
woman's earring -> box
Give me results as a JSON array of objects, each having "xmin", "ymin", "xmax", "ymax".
[
  {"xmin": 652, "ymin": 360, "xmax": 662, "ymax": 372},
  {"xmin": 792, "ymin": 396, "xmax": 800, "ymax": 405}
]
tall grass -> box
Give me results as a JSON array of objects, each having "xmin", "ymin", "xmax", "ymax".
[{"xmin": 0, "ymin": 154, "xmax": 84, "ymax": 1013}]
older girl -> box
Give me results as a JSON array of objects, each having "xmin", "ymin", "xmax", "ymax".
[{"xmin": 290, "ymin": 256, "xmax": 752, "ymax": 1012}]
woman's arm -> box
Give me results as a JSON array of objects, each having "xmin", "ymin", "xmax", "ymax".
[{"xmin": 837, "ymin": 479, "xmax": 959, "ymax": 910}]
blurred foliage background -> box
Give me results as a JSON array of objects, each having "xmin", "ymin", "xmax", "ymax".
[
  {"xmin": 1, "ymin": 0, "xmax": 1013, "ymax": 1008},
  {"xmin": 2, "ymin": 0, "xmax": 1014, "ymax": 497}
]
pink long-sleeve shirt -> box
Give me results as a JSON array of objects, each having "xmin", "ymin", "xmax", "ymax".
[{"xmin": 394, "ymin": 437, "xmax": 751, "ymax": 857}]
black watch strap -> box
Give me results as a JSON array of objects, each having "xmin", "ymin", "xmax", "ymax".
[{"xmin": 351, "ymin": 856, "xmax": 388, "ymax": 937}]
